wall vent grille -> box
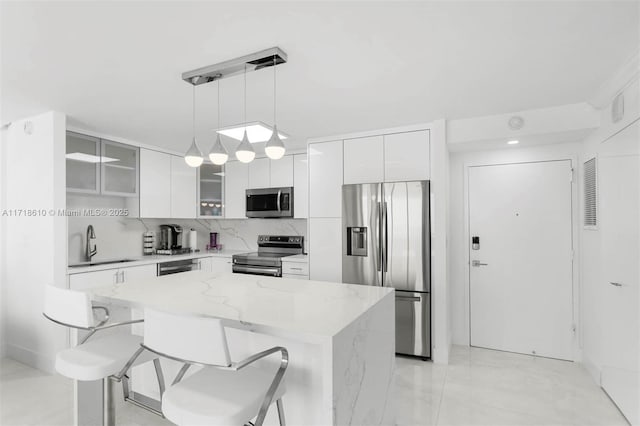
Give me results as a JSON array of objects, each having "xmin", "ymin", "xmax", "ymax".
[{"xmin": 584, "ymin": 157, "xmax": 597, "ymax": 227}]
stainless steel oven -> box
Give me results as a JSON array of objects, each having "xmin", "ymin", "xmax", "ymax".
[
  {"xmin": 245, "ymin": 187, "xmax": 293, "ymax": 218},
  {"xmin": 232, "ymin": 235, "xmax": 304, "ymax": 277}
]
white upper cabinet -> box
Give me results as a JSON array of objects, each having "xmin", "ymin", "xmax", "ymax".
[
  {"xmin": 309, "ymin": 140, "xmax": 343, "ymax": 217},
  {"xmin": 170, "ymin": 155, "xmax": 197, "ymax": 218},
  {"xmin": 384, "ymin": 130, "xmax": 430, "ymax": 181},
  {"xmin": 248, "ymin": 156, "xmax": 294, "ymax": 188},
  {"xmin": 343, "ymin": 136, "xmax": 384, "ymax": 184},
  {"xmin": 293, "ymin": 154, "xmax": 308, "ymax": 218},
  {"xmin": 66, "ymin": 132, "xmax": 100, "ymax": 194},
  {"xmin": 270, "ymin": 155, "xmax": 294, "ymax": 187},
  {"xmin": 101, "ymin": 140, "xmax": 139, "ymax": 196},
  {"xmin": 140, "ymin": 149, "xmax": 171, "ymax": 218},
  {"xmin": 140, "ymin": 150, "xmax": 196, "ymax": 218},
  {"xmin": 224, "ymin": 161, "xmax": 249, "ymax": 218},
  {"xmin": 248, "ymin": 158, "xmax": 270, "ymax": 189}
]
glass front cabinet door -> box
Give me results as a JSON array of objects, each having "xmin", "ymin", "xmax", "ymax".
[
  {"xmin": 66, "ymin": 132, "xmax": 100, "ymax": 193},
  {"xmin": 100, "ymin": 139, "xmax": 139, "ymax": 197},
  {"xmin": 198, "ymin": 163, "xmax": 224, "ymax": 217}
]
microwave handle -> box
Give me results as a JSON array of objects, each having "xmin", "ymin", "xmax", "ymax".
[{"xmin": 277, "ymin": 189, "xmax": 282, "ymax": 212}]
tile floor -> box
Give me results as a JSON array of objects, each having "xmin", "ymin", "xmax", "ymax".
[{"xmin": 0, "ymin": 345, "xmax": 628, "ymax": 426}]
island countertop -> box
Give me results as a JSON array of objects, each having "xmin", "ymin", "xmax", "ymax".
[{"xmin": 89, "ymin": 270, "xmax": 394, "ymax": 341}]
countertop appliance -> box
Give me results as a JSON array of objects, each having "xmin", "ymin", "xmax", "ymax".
[
  {"xmin": 232, "ymin": 235, "xmax": 304, "ymax": 277},
  {"xmin": 157, "ymin": 258, "xmax": 200, "ymax": 276},
  {"xmin": 342, "ymin": 181, "xmax": 431, "ymax": 359},
  {"xmin": 245, "ymin": 187, "xmax": 293, "ymax": 218},
  {"xmin": 159, "ymin": 224, "xmax": 183, "ymax": 251}
]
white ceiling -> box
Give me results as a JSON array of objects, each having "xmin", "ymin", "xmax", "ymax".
[{"xmin": 1, "ymin": 1, "xmax": 638, "ymax": 153}]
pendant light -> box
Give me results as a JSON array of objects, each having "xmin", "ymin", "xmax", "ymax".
[
  {"xmin": 208, "ymin": 79, "xmax": 228, "ymax": 165},
  {"xmin": 235, "ymin": 65, "xmax": 256, "ymax": 163},
  {"xmin": 184, "ymin": 80, "xmax": 204, "ymax": 167},
  {"xmin": 265, "ymin": 54, "xmax": 285, "ymax": 160}
]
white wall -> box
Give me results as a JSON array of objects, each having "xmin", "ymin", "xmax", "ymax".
[
  {"xmin": 448, "ymin": 141, "xmax": 584, "ymax": 352},
  {"xmin": 4, "ymin": 111, "xmax": 67, "ymax": 372}
]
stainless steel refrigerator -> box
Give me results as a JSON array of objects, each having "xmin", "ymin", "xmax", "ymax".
[{"xmin": 342, "ymin": 181, "xmax": 431, "ymax": 359}]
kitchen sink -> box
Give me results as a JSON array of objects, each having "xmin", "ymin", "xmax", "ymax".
[{"xmin": 68, "ymin": 259, "xmax": 137, "ymax": 268}]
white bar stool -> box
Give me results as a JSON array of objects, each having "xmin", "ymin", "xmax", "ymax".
[
  {"xmin": 43, "ymin": 284, "xmax": 159, "ymax": 425},
  {"xmin": 134, "ymin": 308, "xmax": 288, "ymax": 426}
]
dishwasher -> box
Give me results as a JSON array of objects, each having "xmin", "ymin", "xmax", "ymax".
[{"xmin": 157, "ymin": 258, "xmax": 200, "ymax": 276}]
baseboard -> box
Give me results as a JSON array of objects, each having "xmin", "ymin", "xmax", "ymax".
[
  {"xmin": 581, "ymin": 353, "xmax": 602, "ymax": 386},
  {"xmin": 6, "ymin": 343, "xmax": 55, "ymax": 374}
]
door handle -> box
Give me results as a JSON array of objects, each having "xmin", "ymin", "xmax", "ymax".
[
  {"xmin": 382, "ymin": 201, "xmax": 388, "ymax": 273},
  {"xmin": 377, "ymin": 202, "xmax": 382, "ymax": 272},
  {"xmin": 396, "ymin": 295, "xmax": 421, "ymax": 302},
  {"xmin": 276, "ymin": 190, "xmax": 282, "ymax": 211},
  {"xmin": 471, "ymin": 260, "xmax": 488, "ymax": 267},
  {"xmin": 609, "ymin": 282, "xmax": 623, "ymax": 287}
]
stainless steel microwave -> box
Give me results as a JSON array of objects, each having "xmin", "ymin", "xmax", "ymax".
[{"xmin": 246, "ymin": 187, "xmax": 293, "ymax": 218}]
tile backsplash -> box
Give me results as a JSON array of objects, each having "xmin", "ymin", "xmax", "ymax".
[{"xmin": 67, "ymin": 217, "xmax": 307, "ymax": 264}]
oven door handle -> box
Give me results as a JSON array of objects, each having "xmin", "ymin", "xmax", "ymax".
[{"xmin": 233, "ymin": 264, "xmax": 281, "ymax": 276}]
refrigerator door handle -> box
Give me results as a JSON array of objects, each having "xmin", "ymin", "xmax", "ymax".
[
  {"xmin": 377, "ymin": 201, "xmax": 382, "ymax": 272},
  {"xmin": 383, "ymin": 201, "xmax": 388, "ymax": 273}
]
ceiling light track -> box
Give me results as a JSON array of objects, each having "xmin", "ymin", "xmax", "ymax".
[{"xmin": 182, "ymin": 47, "xmax": 287, "ymax": 85}]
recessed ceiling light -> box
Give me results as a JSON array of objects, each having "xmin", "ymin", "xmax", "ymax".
[
  {"xmin": 507, "ymin": 140, "xmax": 519, "ymax": 145},
  {"xmin": 216, "ymin": 121, "xmax": 289, "ymax": 143},
  {"xmin": 66, "ymin": 153, "xmax": 119, "ymax": 163}
]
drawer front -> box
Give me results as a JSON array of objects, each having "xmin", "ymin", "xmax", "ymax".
[{"xmin": 282, "ymin": 263, "xmax": 309, "ymax": 276}]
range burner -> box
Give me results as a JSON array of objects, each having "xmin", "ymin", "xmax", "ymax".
[{"xmin": 232, "ymin": 235, "xmax": 304, "ymax": 277}]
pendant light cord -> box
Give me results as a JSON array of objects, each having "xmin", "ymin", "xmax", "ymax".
[
  {"xmin": 192, "ymin": 82, "xmax": 196, "ymax": 139},
  {"xmin": 217, "ymin": 79, "xmax": 220, "ymax": 128},
  {"xmin": 244, "ymin": 64, "xmax": 247, "ymax": 125},
  {"xmin": 273, "ymin": 54, "xmax": 277, "ymax": 125}
]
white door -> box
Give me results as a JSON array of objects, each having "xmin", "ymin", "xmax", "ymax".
[
  {"xmin": 469, "ymin": 160, "xmax": 574, "ymax": 360},
  {"xmin": 599, "ymin": 121, "xmax": 640, "ymax": 425}
]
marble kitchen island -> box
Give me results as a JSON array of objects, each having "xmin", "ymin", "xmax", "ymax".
[{"xmin": 87, "ymin": 271, "xmax": 395, "ymax": 426}]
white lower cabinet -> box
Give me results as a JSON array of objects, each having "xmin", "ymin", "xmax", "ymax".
[
  {"xmin": 210, "ymin": 256, "xmax": 232, "ymax": 274},
  {"xmin": 282, "ymin": 261, "xmax": 309, "ymax": 280},
  {"xmin": 309, "ymin": 218, "xmax": 342, "ymax": 282},
  {"xmin": 68, "ymin": 264, "xmax": 156, "ymax": 290},
  {"xmin": 196, "ymin": 257, "xmax": 212, "ymax": 273}
]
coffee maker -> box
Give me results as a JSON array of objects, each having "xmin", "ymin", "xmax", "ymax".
[{"xmin": 159, "ymin": 225, "xmax": 183, "ymax": 252}]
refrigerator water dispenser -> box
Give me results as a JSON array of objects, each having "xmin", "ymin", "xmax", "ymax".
[{"xmin": 347, "ymin": 227, "xmax": 368, "ymax": 256}]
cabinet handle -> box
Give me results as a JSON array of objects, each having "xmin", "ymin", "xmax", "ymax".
[
  {"xmin": 290, "ymin": 267, "xmax": 303, "ymax": 271},
  {"xmin": 114, "ymin": 272, "xmax": 119, "ymax": 284},
  {"xmin": 609, "ymin": 282, "xmax": 623, "ymax": 287},
  {"xmin": 120, "ymin": 271, "xmax": 125, "ymax": 283}
]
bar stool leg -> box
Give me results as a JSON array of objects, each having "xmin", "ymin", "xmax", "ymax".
[
  {"xmin": 103, "ymin": 377, "xmax": 116, "ymax": 426},
  {"xmin": 276, "ymin": 399, "xmax": 286, "ymax": 426}
]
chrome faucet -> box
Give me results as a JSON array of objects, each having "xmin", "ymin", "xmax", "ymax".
[{"xmin": 86, "ymin": 225, "xmax": 97, "ymax": 262}]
